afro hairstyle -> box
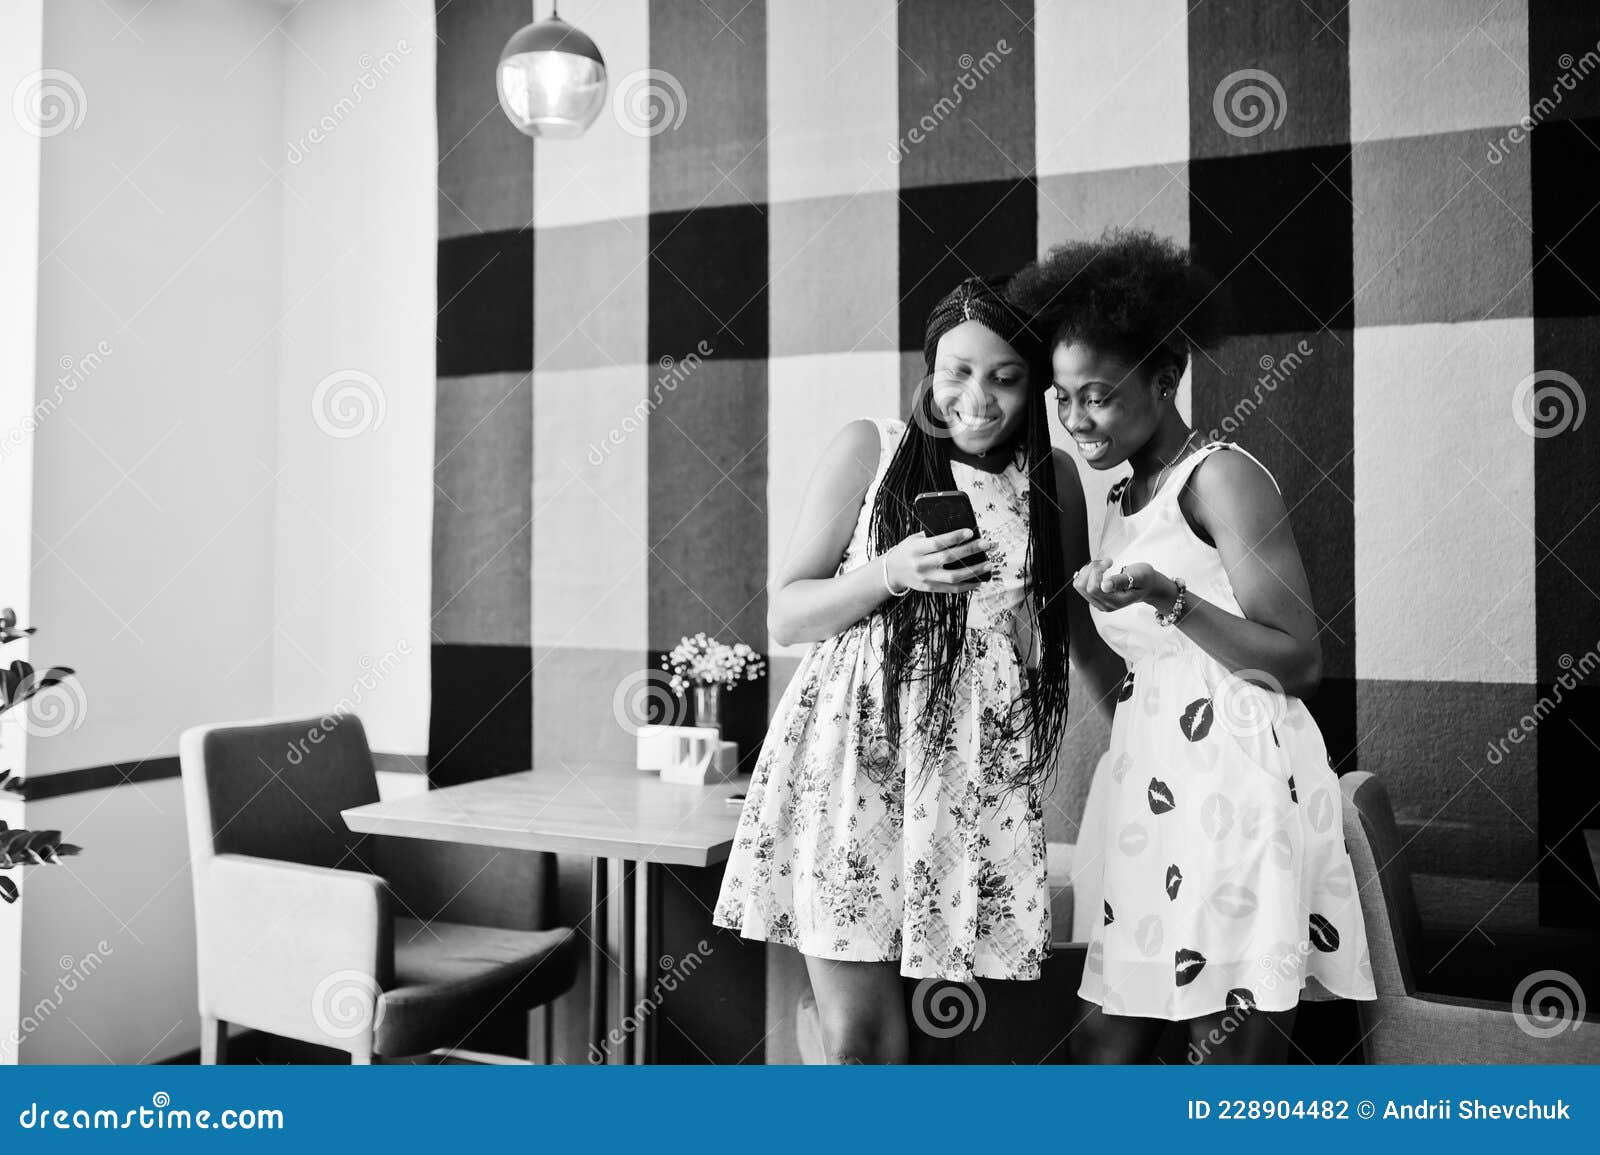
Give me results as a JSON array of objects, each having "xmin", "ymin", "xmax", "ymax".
[{"xmin": 1005, "ymin": 227, "xmax": 1225, "ymax": 375}]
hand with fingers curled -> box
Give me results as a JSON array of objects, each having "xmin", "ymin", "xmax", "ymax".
[
  {"xmin": 1071, "ymin": 558, "xmax": 1179, "ymax": 614},
  {"xmin": 881, "ymin": 527, "xmax": 994, "ymax": 596}
]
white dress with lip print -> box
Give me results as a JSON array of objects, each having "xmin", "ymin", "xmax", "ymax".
[{"xmin": 1076, "ymin": 442, "xmax": 1377, "ymax": 1020}]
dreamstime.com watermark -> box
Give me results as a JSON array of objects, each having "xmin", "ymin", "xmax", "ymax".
[
  {"xmin": 16, "ymin": 1093, "xmax": 283, "ymax": 1132},
  {"xmin": 1199, "ymin": 339, "xmax": 1313, "ymax": 443},
  {"xmin": 611, "ymin": 667, "xmax": 692, "ymax": 733},
  {"xmin": 1487, "ymin": 40, "xmax": 1600, "ymax": 164},
  {"xmin": 910, "ymin": 977, "xmax": 986, "ymax": 1038},
  {"xmin": 12, "ymin": 69, "xmax": 86, "ymax": 138},
  {"xmin": 887, "ymin": 41, "xmax": 1014, "ymax": 164},
  {"xmin": 0, "ymin": 667, "xmax": 89, "ymax": 741},
  {"xmin": 587, "ymin": 941, "xmax": 712, "ymax": 1062},
  {"xmin": 284, "ymin": 639, "xmax": 414, "ymax": 766},
  {"xmin": 311, "ymin": 969, "xmax": 384, "ymax": 1040},
  {"xmin": 1512, "ymin": 369, "xmax": 1585, "ymax": 438},
  {"xmin": 311, "ymin": 368, "xmax": 387, "ymax": 438},
  {"xmin": 611, "ymin": 68, "xmax": 688, "ymax": 138},
  {"xmin": 1, "ymin": 341, "xmax": 113, "ymax": 463},
  {"xmin": 586, "ymin": 340, "xmax": 713, "ymax": 466},
  {"xmin": 2, "ymin": 943, "xmax": 114, "ymax": 1057},
  {"xmin": 286, "ymin": 39, "xmax": 413, "ymax": 164},
  {"xmin": 1213, "ymin": 68, "xmax": 1287, "ymax": 138},
  {"xmin": 1484, "ymin": 640, "xmax": 1599, "ymax": 766},
  {"xmin": 1512, "ymin": 969, "xmax": 1587, "ymax": 1039}
]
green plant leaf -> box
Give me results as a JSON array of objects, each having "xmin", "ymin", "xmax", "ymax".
[
  {"xmin": 21, "ymin": 830, "xmax": 60, "ymax": 864},
  {"xmin": 0, "ymin": 662, "xmax": 75, "ymax": 713},
  {"xmin": 0, "ymin": 829, "xmax": 33, "ymax": 859},
  {"xmin": 0, "ymin": 877, "xmax": 17, "ymax": 903}
]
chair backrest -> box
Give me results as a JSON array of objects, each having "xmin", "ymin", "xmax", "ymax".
[
  {"xmin": 1339, "ymin": 770, "xmax": 1424, "ymax": 996},
  {"xmin": 180, "ymin": 713, "xmax": 380, "ymax": 873}
]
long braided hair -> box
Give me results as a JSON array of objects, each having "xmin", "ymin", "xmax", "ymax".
[{"xmin": 864, "ymin": 276, "xmax": 1074, "ymax": 795}]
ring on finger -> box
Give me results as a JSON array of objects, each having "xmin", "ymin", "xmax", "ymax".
[{"xmin": 1119, "ymin": 566, "xmax": 1136, "ymax": 592}]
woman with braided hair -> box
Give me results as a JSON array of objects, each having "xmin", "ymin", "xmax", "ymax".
[{"xmin": 712, "ymin": 274, "xmax": 1122, "ymax": 1063}]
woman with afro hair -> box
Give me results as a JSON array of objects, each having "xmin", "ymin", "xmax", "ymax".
[
  {"xmin": 713, "ymin": 274, "xmax": 1123, "ymax": 1063},
  {"xmin": 1008, "ymin": 229, "xmax": 1375, "ymax": 1063}
]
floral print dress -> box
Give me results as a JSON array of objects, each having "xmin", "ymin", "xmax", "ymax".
[
  {"xmin": 713, "ymin": 417, "xmax": 1050, "ymax": 982},
  {"xmin": 1077, "ymin": 442, "xmax": 1377, "ymax": 1019}
]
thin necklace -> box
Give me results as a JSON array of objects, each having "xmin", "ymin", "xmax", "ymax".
[{"xmin": 1124, "ymin": 430, "xmax": 1199, "ymax": 515}]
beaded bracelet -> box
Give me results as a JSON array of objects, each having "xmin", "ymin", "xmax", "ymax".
[{"xmin": 1155, "ymin": 576, "xmax": 1189, "ymax": 627}]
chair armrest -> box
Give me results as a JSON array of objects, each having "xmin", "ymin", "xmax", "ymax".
[
  {"xmin": 196, "ymin": 854, "xmax": 393, "ymax": 1047},
  {"xmin": 1368, "ymin": 992, "xmax": 1600, "ymax": 1064},
  {"xmin": 373, "ymin": 836, "xmax": 558, "ymax": 931}
]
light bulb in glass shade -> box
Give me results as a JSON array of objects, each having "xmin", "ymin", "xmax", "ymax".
[{"xmin": 496, "ymin": 16, "xmax": 606, "ymax": 140}]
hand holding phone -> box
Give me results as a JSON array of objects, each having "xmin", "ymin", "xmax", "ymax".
[
  {"xmin": 913, "ymin": 490, "xmax": 988, "ymax": 570},
  {"xmin": 874, "ymin": 491, "xmax": 992, "ymax": 595}
]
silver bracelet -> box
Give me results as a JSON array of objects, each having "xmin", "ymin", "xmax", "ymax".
[{"xmin": 882, "ymin": 556, "xmax": 911, "ymax": 597}]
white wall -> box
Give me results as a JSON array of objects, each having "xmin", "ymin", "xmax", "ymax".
[
  {"xmin": 11, "ymin": 0, "xmax": 437, "ymax": 1064},
  {"xmin": 17, "ymin": 0, "xmax": 287, "ymax": 1064},
  {"xmin": 273, "ymin": 0, "xmax": 436, "ymax": 749},
  {"xmin": 0, "ymin": 0, "xmax": 45, "ymax": 1068},
  {"xmin": 27, "ymin": 0, "xmax": 284, "ymax": 777}
]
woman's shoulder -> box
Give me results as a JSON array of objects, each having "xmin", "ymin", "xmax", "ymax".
[
  {"xmin": 832, "ymin": 416, "xmax": 903, "ymax": 460},
  {"xmin": 1182, "ymin": 442, "xmax": 1286, "ymax": 533},
  {"xmin": 1190, "ymin": 442, "xmax": 1281, "ymax": 497},
  {"xmin": 815, "ymin": 417, "xmax": 903, "ymax": 494}
]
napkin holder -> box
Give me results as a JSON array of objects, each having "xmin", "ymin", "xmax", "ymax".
[
  {"xmin": 637, "ymin": 724, "xmax": 718, "ymax": 771},
  {"xmin": 661, "ymin": 739, "xmax": 740, "ymax": 785}
]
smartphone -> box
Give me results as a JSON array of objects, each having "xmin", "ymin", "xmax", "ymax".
[{"xmin": 913, "ymin": 490, "xmax": 988, "ymax": 572}]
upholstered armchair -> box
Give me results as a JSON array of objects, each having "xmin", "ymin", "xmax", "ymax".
[
  {"xmin": 1340, "ymin": 770, "xmax": 1600, "ymax": 1063},
  {"xmin": 180, "ymin": 714, "xmax": 577, "ymax": 1063}
]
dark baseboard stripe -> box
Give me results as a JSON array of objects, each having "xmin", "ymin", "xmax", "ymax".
[
  {"xmin": 21, "ymin": 750, "xmax": 428, "ymax": 801},
  {"xmin": 373, "ymin": 752, "xmax": 427, "ymax": 776},
  {"xmin": 19, "ymin": 757, "xmax": 181, "ymax": 801}
]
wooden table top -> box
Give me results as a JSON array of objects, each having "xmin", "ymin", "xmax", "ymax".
[{"xmin": 342, "ymin": 761, "xmax": 747, "ymax": 867}]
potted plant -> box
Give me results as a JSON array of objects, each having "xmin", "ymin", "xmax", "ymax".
[
  {"xmin": 661, "ymin": 632, "xmax": 765, "ymax": 733},
  {"xmin": 0, "ymin": 607, "xmax": 81, "ymax": 904}
]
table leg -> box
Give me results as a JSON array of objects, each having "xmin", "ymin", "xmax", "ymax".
[
  {"xmin": 640, "ymin": 861, "xmax": 662, "ymax": 1065},
  {"xmin": 587, "ymin": 856, "xmax": 608, "ymax": 1064},
  {"xmin": 620, "ymin": 859, "xmax": 637, "ymax": 1063}
]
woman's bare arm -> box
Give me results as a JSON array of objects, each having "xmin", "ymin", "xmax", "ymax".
[
  {"xmin": 768, "ymin": 419, "xmax": 989, "ymax": 646},
  {"xmin": 1171, "ymin": 449, "xmax": 1322, "ymax": 696}
]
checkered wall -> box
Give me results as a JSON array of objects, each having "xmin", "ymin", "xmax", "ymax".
[{"xmin": 435, "ymin": 0, "xmax": 1600, "ymax": 937}]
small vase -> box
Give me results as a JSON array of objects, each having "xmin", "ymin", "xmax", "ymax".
[{"xmin": 692, "ymin": 683, "xmax": 724, "ymax": 733}]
